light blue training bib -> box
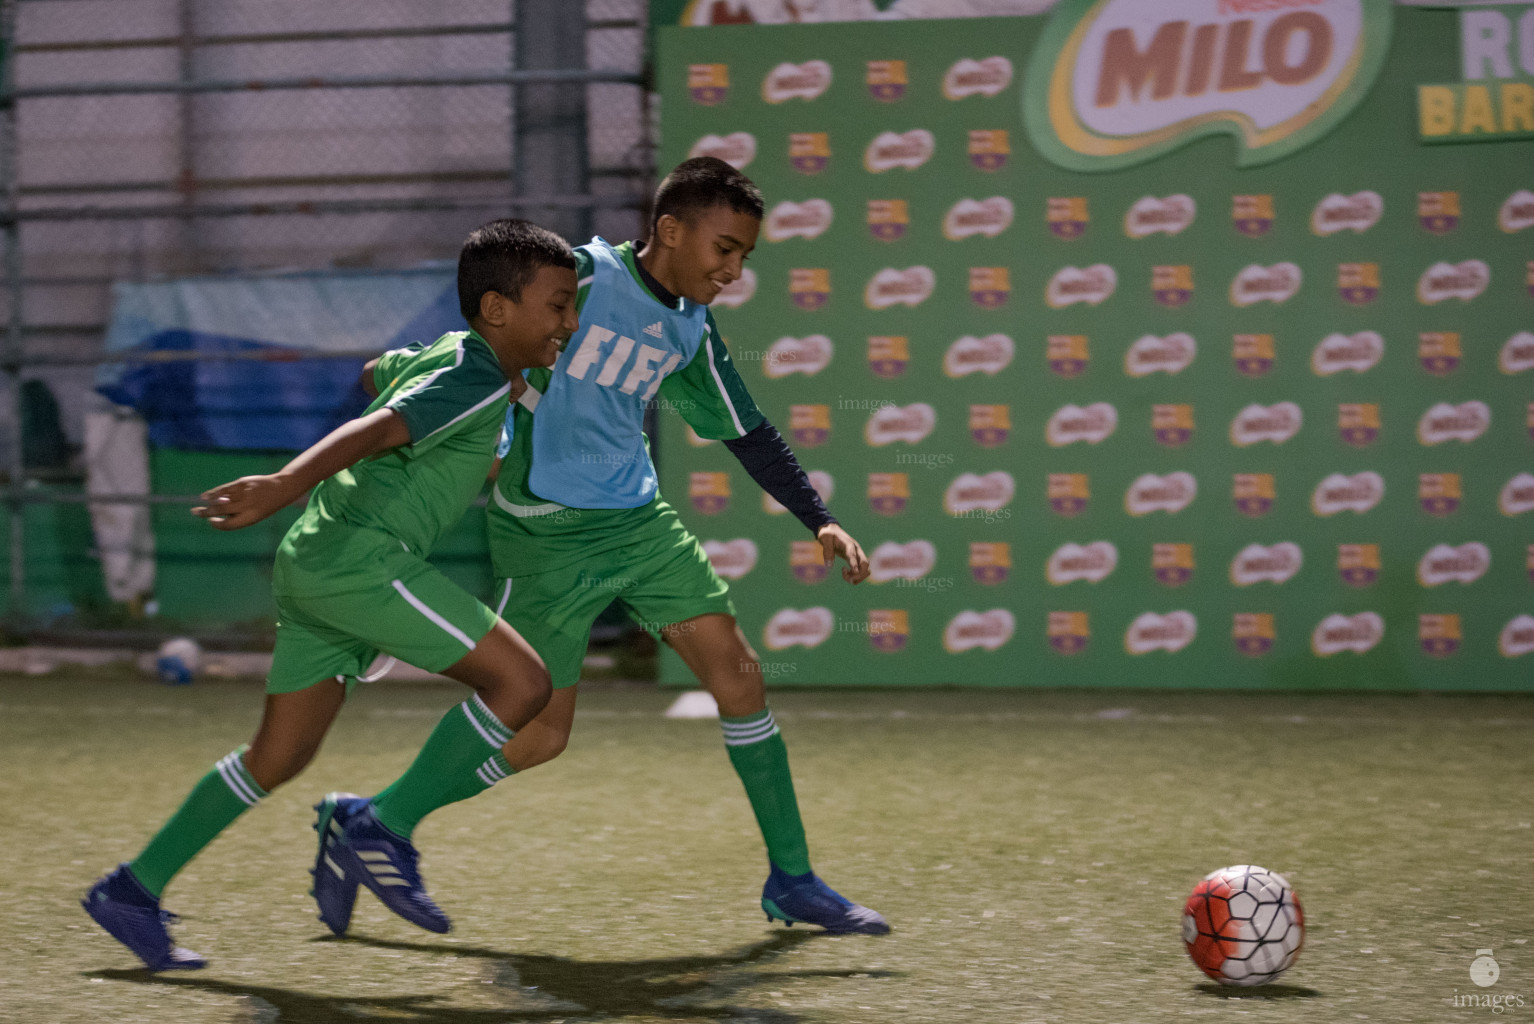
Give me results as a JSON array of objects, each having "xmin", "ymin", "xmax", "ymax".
[{"xmin": 523, "ymin": 237, "xmax": 709, "ymax": 509}]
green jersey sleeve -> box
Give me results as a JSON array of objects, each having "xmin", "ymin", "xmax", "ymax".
[
  {"xmin": 385, "ymin": 337, "xmax": 510, "ymax": 458},
  {"xmin": 372, "ymin": 342, "xmax": 426, "ymax": 395},
  {"xmin": 658, "ymin": 310, "xmax": 764, "ymax": 440},
  {"xmin": 574, "ymin": 248, "xmax": 594, "ymax": 311}
]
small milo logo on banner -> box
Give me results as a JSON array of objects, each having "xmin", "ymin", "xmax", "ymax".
[{"xmin": 1024, "ymin": 0, "xmax": 1395, "ymax": 170}]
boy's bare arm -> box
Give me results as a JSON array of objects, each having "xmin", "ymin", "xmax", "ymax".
[
  {"xmin": 360, "ymin": 357, "xmax": 381, "ymax": 398},
  {"xmin": 193, "ymin": 408, "xmax": 412, "ymax": 530}
]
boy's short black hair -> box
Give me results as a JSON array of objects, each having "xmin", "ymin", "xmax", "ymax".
[
  {"xmin": 457, "ymin": 218, "xmax": 576, "ymax": 321},
  {"xmin": 650, "ymin": 156, "xmax": 764, "ymax": 232}
]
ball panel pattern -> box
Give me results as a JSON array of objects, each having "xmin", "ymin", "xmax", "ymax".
[{"xmin": 1181, "ymin": 865, "xmax": 1303, "ymax": 986}]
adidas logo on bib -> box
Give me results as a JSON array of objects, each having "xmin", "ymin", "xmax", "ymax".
[{"xmin": 643, "ymin": 321, "xmax": 664, "ymax": 339}]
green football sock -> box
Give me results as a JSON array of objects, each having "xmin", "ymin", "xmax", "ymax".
[
  {"xmin": 721, "ymin": 709, "xmax": 812, "ymax": 876},
  {"xmin": 128, "ymin": 748, "xmax": 267, "ymax": 897},
  {"xmin": 371, "ymin": 693, "xmax": 516, "ymax": 840}
]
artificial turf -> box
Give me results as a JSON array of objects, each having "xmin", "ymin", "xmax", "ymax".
[{"xmin": 1, "ymin": 673, "xmax": 1529, "ymax": 1023}]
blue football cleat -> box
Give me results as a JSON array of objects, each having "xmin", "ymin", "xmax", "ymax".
[
  {"xmin": 328, "ymin": 799, "xmax": 451, "ymax": 934},
  {"xmin": 82, "ymin": 864, "xmax": 208, "ymax": 971},
  {"xmin": 761, "ymin": 864, "xmax": 890, "ymax": 935},
  {"xmin": 310, "ymin": 792, "xmax": 364, "ymax": 935}
]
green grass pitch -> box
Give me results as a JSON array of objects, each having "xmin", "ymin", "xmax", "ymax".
[{"xmin": 1, "ymin": 674, "xmax": 1529, "ymax": 1023}]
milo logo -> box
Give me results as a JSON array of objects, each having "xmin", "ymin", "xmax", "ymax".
[
  {"xmin": 702, "ymin": 539, "xmax": 758, "ymax": 580},
  {"xmin": 689, "ymin": 132, "xmax": 756, "ymax": 170},
  {"xmin": 1024, "ymin": 0, "xmax": 1394, "ymax": 171}
]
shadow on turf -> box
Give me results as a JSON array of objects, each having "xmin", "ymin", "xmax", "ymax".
[
  {"xmin": 1195, "ymin": 982, "xmax": 1323, "ymax": 999},
  {"xmin": 89, "ymin": 930, "xmax": 899, "ymax": 1022}
]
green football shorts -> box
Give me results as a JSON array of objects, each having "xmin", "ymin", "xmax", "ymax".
[
  {"xmin": 268, "ymin": 548, "xmax": 501, "ymax": 695},
  {"xmin": 492, "ymin": 503, "xmax": 735, "ymax": 689}
]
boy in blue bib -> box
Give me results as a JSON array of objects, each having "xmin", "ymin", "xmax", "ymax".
[{"xmin": 315, "ymin": 158, "xmax": 889, "ymax": 936}]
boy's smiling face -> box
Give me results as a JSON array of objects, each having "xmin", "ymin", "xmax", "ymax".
[
  {"xmin": 660, "ymin": 205, "xmax": 760, "ymax": 305},
  {"xmin": 481, "ymin": 264, "xmax": 579, "ymax": 374},
  {"xmin": 509, "ymin": 264, "xmax": 580, "ymax": 367}
]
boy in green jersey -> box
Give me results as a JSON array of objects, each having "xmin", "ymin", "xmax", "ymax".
[
  {"xmin": 82, "ymin": 219, "xmax": 578, "ymax": 971},
  {"xmin": 315, "ymin": 158, "xmax": 889, "ymax": 935}
]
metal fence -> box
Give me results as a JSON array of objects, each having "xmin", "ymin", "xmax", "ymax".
[{"xmin": 0, "ymin": 0, "xmax": 651, "ymax": 630}]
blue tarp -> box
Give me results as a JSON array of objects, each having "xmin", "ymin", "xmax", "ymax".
[{"xmin": 98, "ymin": 266, "xmax": 464, "ymax": 450}]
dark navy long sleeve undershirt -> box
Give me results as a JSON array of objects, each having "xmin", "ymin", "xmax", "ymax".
[
  {"xmin": 632, "ymin": 244, "xmax": 838, "ymax": 535},
  {"xmin": 722, "ymin": 420, "xmax": 838, "ymax": 534}
]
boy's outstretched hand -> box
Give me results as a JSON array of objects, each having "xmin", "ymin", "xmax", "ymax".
[
  {"xmin": 192, "ymin": 408, "xmax": 411, "ymax": 531},
  {"xmin": 817, "ymin": 523, "xmax": 870, "ymax": 583},
  {"xmin": 193, "ymin": 475, "xmax": 301, "ymax": 531}
]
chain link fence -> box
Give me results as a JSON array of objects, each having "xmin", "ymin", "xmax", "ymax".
[{"xmin": 0, "ymin": 0, "xmax": 651, "ymax": 635}]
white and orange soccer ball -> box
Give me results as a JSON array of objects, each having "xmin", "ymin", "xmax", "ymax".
[{"xmin": 1181, "ymin": 865, "xmax": 1304, "ymax": 986}]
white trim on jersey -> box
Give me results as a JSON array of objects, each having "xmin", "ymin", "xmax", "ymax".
[
  {"xmin": 495, "ymin": 578, "xmax": 514, "ymax": 617},
  {"xmin": 411, "ymin": 381, "xmax": 511, "ymax": 446},
  {"xmin": 517, "ymin": 382, "xmax": 541, "ymax": 412},
  {"xmin": 390, "ymin": 579, "xmax": 477, "ymax": 650},
  {"xmin": 386, "ymin": 333, "xmax": 466, "ymax": 408},
  {"xmin": 702, "ymin": 324, "xmax": 747, "ymax": 436}
]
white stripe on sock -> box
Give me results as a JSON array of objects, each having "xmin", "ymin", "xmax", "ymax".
[
  {"xmin": 471, "ymin": 693, "xmax": 512, "ymax": 745},
  {"xmin": 215, "ymin": 753, "xmax": 261, "ymax": 806},
  {"xmin": 722, "ymin": 715, "xmax": 780, "ymax": 747},
  {"xmin": 459, "ymin": 700, "xmax": 510, "ymax": 751},
  {"xmin": 721, "ymin": 713, "xmax": 777, "ymax": 736},
  {"xmin": 476, "ymin": 757, "xmax": 508, "ymax": 787},
  {"xmin": 390, "ymin": 578, "xmax": 477, "ymax": 650}
]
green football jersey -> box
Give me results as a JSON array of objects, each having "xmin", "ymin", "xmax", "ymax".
[
  {"xmin": 275, "ymin": 330, "xmax": 511, "ymax": 596},
  {"xmin": 487, "ymin": 242, "xmax": 764, "ymax": 578}
]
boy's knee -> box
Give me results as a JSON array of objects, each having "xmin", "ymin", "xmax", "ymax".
[
  {"xmin": 526, "ymin": 730, "xmax": 568, "ymax": 768},
  {"xmin": 523, "ymin": 664, "xmax": 553, "ymax": 708},
  {"xmin": 505, "ymin": 718, "xmax": 569, "ymax": 772},
  {"xmin": 245, "ymin": 745, "xmax": 316, "ymax": 792}
]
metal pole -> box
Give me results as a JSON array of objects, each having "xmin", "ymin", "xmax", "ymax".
[
  {"xmin": 515, "ymin": 0, "xmax": 591, "ymax": 244},
  {"xmin": 0, "ymin": 0, "xmax": 25, "ymax": 620},
  {"xmin": 176, "ymin": 0, "xmax": 199, "ymax": 274}
]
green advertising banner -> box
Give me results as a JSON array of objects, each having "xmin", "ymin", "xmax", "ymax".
[{"xmin": 656, "ymin": 2, "xmax": 1534, "ymax": 690}]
